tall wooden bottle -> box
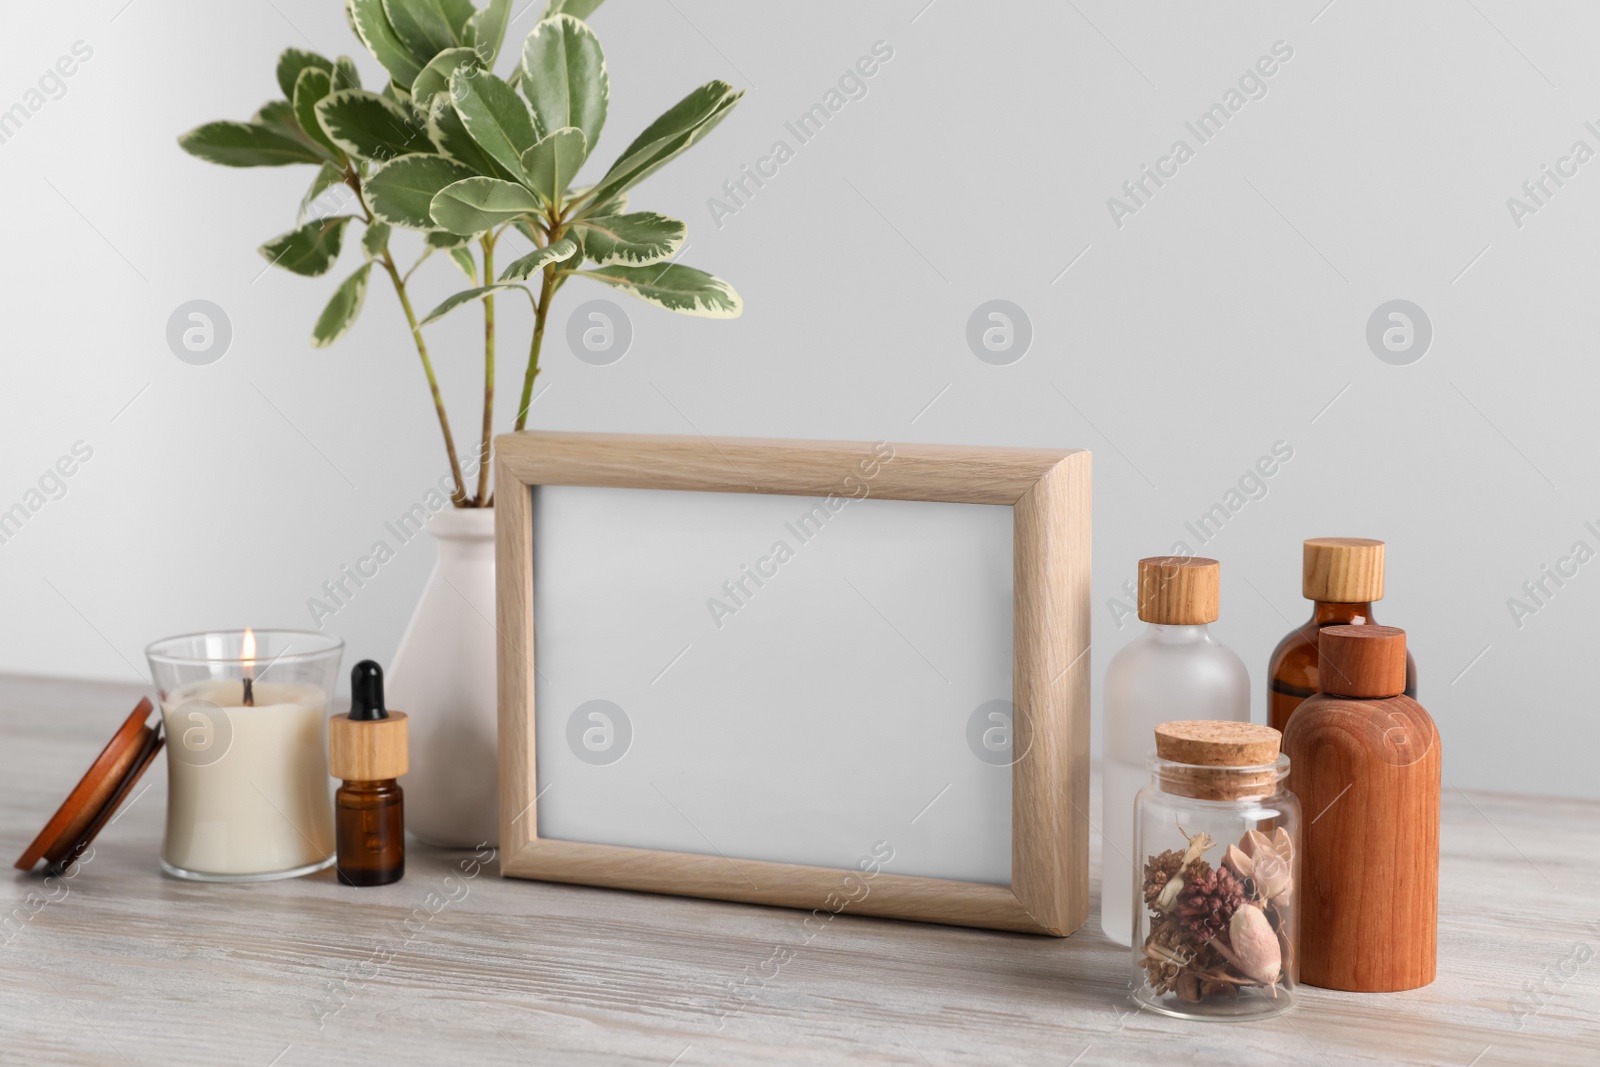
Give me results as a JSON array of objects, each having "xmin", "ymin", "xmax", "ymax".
[{"xmin": 1283, "ymin": 624, "xmax": 1440, "ymax": 991}]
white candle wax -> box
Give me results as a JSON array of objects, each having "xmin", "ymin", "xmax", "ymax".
[{"xmin": 161, "ymin": 679, "xmax": 335, "ymax": 876}]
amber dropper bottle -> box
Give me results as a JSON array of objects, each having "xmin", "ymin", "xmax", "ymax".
[
  {"xmin": 1267, "ymin": 537, "xmax": 1417, "ymax": 733},
  {"xmin": 328, "ymin": 661, "xmax": 408, "ymax": 887}
]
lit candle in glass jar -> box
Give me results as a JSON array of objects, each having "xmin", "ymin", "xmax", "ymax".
[{"xmin": 147, "ymin": 629, "xmax": 342, "ymax": 881}]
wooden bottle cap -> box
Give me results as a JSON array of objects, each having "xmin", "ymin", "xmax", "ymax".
[
  {"xmin": 1317, "ymin": 624, "xmax": 1407, "ymax": 698},
  {"xmin": 329, "ymin": 712, "xmax": 409, "ymax": 781},
  {"xmin": 1137, "ymin": 556, "xmax": 1220, "ymax": 624},
  {"xmin": 1153, "ymin": 721, "xmax": 1284, "ymax": 800},
  {"xmin": 1303, "ymin": 537, "xmax": 1386, "ymax": 602}
]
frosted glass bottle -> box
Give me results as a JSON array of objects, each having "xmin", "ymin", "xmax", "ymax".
[{"xmin": 1100, "ymin": 556, "xmax": 1250, "ymax": 946}]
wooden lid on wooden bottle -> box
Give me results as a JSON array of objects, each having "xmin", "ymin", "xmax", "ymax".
[
  {"xmin": 1138, "ymin": 556, "xmax": 1220, "ymax": 624},
  {"xmin": 1153, "ymin": 720, "xmax": 1283, "ymax": 799},
  {"xmin": 1303, "ymin": 537, "xmax": 1385, "ymax": 602},
  {"xmin": 1317, "ymin": 624, "xmax": 1407, "ymax": 698}
]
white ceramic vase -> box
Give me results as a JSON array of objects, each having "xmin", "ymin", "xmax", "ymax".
[{"xmin": 387, "ymin": 506, "xmax": 499, "ymax": 847}]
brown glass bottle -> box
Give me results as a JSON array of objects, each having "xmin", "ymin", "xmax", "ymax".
[
  {"xmin": 328, "ymin": 661, "xmax": 409, "ymax": 887},
  {"xmin": 1268, "ymin": 538, "xmax": 1417, "ymax": 733},
  {"xmin": 336, "ymin": 780, "xmax": 404, "ymax": 887}
]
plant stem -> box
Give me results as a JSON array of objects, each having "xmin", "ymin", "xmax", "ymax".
[
  {"xmin": 341, "ymin": 167, "xmax": 468, "ymax": 506},
  {"xmin": 383, "ymin": 256, "xmax": 469, "ymax": 506},
  {"xmin": 515, "ymin": 263, "xmax": 558, "ymax": 431},
  {"xmin": 475, "ymin": 232, "xmax": 497, "ymax": 505}
]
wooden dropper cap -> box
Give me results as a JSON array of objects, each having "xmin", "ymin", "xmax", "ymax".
[
  {"xmin": 1153, "ymin": 720, "xmax": 1283, "ymax": 799},
  {"xmin": 1137, "ymin": 556, "xmax": 1220, "ymax": 624},
  {"xmin": 329, "ymin": 661, "xmax": 408, "ymax": 781},
  {"xmin": 1303, "ymin": 537, "xmax": 1386, "ymax": 602},
  {"xmin": 1317, "ymin": 624, "xmax": 1407, "ymax": 698}
]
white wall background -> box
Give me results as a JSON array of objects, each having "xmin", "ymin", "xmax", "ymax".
[{"xmin": 2, "ymin": 1, "xmax": 1595, "ymax": 798}]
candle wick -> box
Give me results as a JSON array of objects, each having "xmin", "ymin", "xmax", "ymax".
[{"xmin": 243, "ymin": 675, "xmax": 254, "ymax": 707}]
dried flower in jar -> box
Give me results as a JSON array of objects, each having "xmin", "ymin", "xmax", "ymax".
[{"xmin": 1139, "ymin": 824, "xmax": 1294, "ymax": 1005}]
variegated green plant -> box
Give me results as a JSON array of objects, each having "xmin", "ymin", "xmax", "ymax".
[{"xmin": 179, "ymin": 0, "xmax": 743, "ymax": 506}]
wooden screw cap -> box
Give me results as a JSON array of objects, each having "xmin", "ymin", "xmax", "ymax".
[
  {"xmin": 1155, "ymin": 720, "xmax": 1282, "ymax": 766},
  {"xmin": 329, "ymin": 712, "xmax": 409, "ymax": 781},
  {"xmin": 1303, "ymin": 537, "xmax": 1385, "ymax": 602},
  {"xmin": 1138, "ymin": 556, "xmax": 1220, "ymax": 624},
  {"xmin": 1318, "ymin": 624, "xmax": 1407, "ymax": 698}
]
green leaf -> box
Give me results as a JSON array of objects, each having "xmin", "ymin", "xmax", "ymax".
[
  {"xmin": 448, "ymin": 69, "xmax": 539, "ymax": 181},
  {"xmin": 519, "ymin": 15, "xmax": 607, "ymax": 163},
  {"xmin": 259, "ymin": 216, "xmax": 355, "ymax": 277},
  {"xmin": 429, "ymin": 177, "xmax": 541, "ymax": 234},
  {"xmin": 411, "ymin": 46, "xmax": 480, "ymax": 110},
  {"xmin": 576, "ymin": 263, "xmax": 741, "ymax": 318},
  {"xmin": 579, "ymin": 189, "xmax": 627, "ymax": 218},
  {"xmin": 442, "ymin": 0, "xmax": 475, "ymax": 39},
  {"xmin": 315, "ymin": 89, "xmax": 430, "ymax": 162},
  {"xmin": 179, "ymin": 121, "xmax": 328, "ymax": 167},
  {"xmin": 426, "ymin": 99, "xmax": 516, "ymax": 180},
  {"xmin": 366, "ymin": 153, "xmax": 476, "ymax": 229},
  {"xmin": 252, "ymin": 99, "xmax": 299, "ymax": 133},
  {"xmin": 382, "ymin": 0, "xmax": 464, "ymax": 60},
  {"xmin": 299, "ymin": 162, "xmax": 347, "ymax": 222},
  {"xmin": 293, "ymin": 68, "xmax": 346, "ymax": 159},
  {"xmin": 466, "ymin": 0, "xmax": 512, "ymax": 65},
  {"xmin": 426, "ymin": 228, "xmax": 471, "ymax": 249},
  {"xmin": 498, "ymin": 236, "xmax": 577, "ymax": 281},
  {"xmin": 419, "ymin": 282, "xmax": 533, "ymax": 325},
  {"xmin": 277, "ymin": 49, "xmax": 334, "ymax": 100},
  {"xmin": 589, "ymin": 81, "xmax": 741, "ymax": 204},
  {"xmin": 363, "ymin": 220, "xmax": 391, "ymax": 257},
  {"xmin": 520, "ymin": 127, "xmax": 586, "ymax": 205},
  {"xmin": 542, "ymin": 0, "xmax": 604, "ymax": 19},
  {"xmin": 448, "ymin": 246, "xmax": 477, "ymax": 280},
  {"xmin": 574, "ymin": 211, "xmax": 683, "ymax": 266},
  {"xmin": 334, "ymin": 55, "xmax": 363, "ymax": 91},
  {"xmin": 347, "ymin": 0, "xmax": 425, "ymax": 89},
  {"xmin": 312, "ymin": 264, "xmax": 373, "ymax": 347}
]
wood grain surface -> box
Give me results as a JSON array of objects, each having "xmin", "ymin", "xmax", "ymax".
[
  {"xmin": 495, "ymin": 433, "xmax": 1090, "ymax": 934},
  {"xmin": 1286, "ymin": 689, "xmax": 1441, "ymax": 992},
  {"xmin": 2, "ymin": 675, "xmax": 1596, "ymax": 1066}
]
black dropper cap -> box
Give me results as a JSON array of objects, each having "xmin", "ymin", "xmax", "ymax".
[{"xmin": 348, "ymin": 660, "xmax": 389, "ymax": 721}]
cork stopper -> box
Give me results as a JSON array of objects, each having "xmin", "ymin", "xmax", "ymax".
[
  {"xmin": 1317, "ymin": 624, "xmax": 1407, "ymax": 698},
  {"xmin": 1153, "ymin": 720, "xmax": 1284, "ymax": 800},
  {"xmin": 1137, "ymin": 556, "xmax": 1220, "ymax": 624},
  {"xmin": 1303, "ymin": 537, "xmax": 1386, "ymax": 602}
]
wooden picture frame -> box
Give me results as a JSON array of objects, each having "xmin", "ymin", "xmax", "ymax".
[{"xmin": 494, "ymin": 431, "xmax": 1091, "ymax": 935}]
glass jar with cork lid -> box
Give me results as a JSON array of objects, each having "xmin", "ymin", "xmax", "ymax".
[{"xmin": 1130, "ymin": 720, "xmax": 1300, "ymax": 1020}]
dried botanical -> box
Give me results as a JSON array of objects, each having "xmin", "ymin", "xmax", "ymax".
[
  {"xmin": 1174, "ymin": 864, "xmax": 1245, "ymax": 944},
  {"xmin": 1142, "ymin": 849, "xmax": 1185, "ymax": 910},
  {"xmin": 1138, "ymin": 823, "xmax": 1295, "ymax": 1006}
]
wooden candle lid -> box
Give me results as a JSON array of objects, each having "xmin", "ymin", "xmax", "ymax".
[
  {"xmin": 329, "ymin": 711, "xmax": 409, "ymax": 781},
  {"xmin": 14, "ymin": 699, "xmax": 164, "ymax": 873},
  {"xmin": 1318, "ymin": 624, "xmax": 1407, "ymax": 698},
  {"xmin": 1137, "ymin": 556, "xmax": 1220, "ymax": 624},
  {"xmin": 1303, "ymin": 537, "xmax": 1385, "ymax": 602},
  {"xmin": 1154, "ymin": 720, "xmax": 1283, "ymax": 800}
]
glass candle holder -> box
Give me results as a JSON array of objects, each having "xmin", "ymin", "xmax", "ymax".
[
  {"xmin": 1131, "ymin": 750, "xmax": 1300, "ymax": 1020},
  {"xmin": 146, "ymin": 629, "xmax": 342, "ymax": 881}
]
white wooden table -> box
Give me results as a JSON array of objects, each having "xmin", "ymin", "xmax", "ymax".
[{"xmin": 2, "ymin": 675, "xmax": 1594, "ymax": 1066}]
